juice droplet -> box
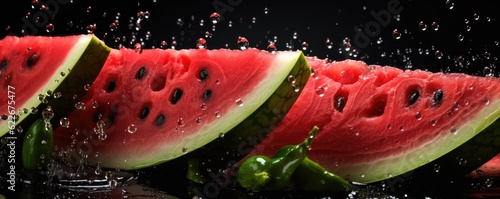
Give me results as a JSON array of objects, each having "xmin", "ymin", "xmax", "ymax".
[
  {"xmin": 267, "ymin": 42, "xmax": 277, "ymax": 53},
  {"xmin": 215, "ymin": 111, "xmax": 221, "ymax": 118},
  {"xmin": 325, "ymin": 38, "xmax": 333, "ymax": 49},
  {"xmin": 264, "ymin": 7, "xmax": 269, "ymax": 14},
  {"xmin": 53, "ymin": 92, "xmax": 62, "ymax": 99},
  {"xmin": 434, "ymin": 163, "xmax": 440, "ymax": 172},
  {"xmin": 196, "ymin": 117, "xmax": 202, "ymax": 124},
  {"xmin": 435, "ymin": 50, "xmax": 443, "ymax": 59},
  {"xmin": 415, "ymin": 112, "xmax": 422, "ymax": 120},
  {"xmin": 450, "ymin": 126, "xmax": 457, "ymax": 134},
  {"xmin": 42, "ymin": 106, "xmax": 54, "ymax": 122},
  {"xmin": 177, "ymin": 118, "xmax": 185, "ymax": 127},
  {"xmin": 301, "ymin": 42, "xmax": 309, "ymax": 51}
]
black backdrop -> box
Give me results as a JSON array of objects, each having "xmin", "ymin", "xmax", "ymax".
[{"xmin": 2, "ymin": 0, "xmax": 499, "ymax": 75}]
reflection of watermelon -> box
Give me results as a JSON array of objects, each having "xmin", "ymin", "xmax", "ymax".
[
  {"xmin": 0, "ymin": 35, "xmax": 110, "ymax": 136},
  {"xmin": 249, "ymin": 57, "xmax": 500, "ymax": 183},
  {"xmin": 53, "ymin": 47, "xmax": 310, "ymax": 169}
]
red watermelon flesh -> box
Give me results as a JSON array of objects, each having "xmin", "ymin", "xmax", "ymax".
[
  {"xmin": 53, "ymin": 47, "xmax": 310, "ymax": 169},
  {"xmin": 0, "ymin": 35, "xmax": 109, "ymax": 137},
  {"xmin": 249, "ymin": 57, "xmax": 500, "ymax": 183}
]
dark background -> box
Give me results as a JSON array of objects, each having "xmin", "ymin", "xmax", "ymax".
[
  {"xmin": 1, "ymin": 0, "xmax": 499, "ymax": 75},
  {"xmin": 1, "ymin": 0, "xmax": 500, "ymax": 198}
]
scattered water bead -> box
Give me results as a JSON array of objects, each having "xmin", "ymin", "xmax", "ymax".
[
  {"xmin": 301, "ymin": 42, "xmax": 309, "ymax": 51},
  {"xmin": 204, "ymin": 31, "xmax": 212, "ymax": 38},
  {"xmin": 177, "ymin": 118, "xmax": 185, "ymax": 127},
  {"xmin": 195, "ymin": 117, "xmax": 202, "ymax": 124},
  {"xmin": 434, "ymin": 163, "xmax": 441, "ymax": 172},
  {"xmin": 435, "ymin": 50, "xmax": 443, "ymax": 59},
  {"xmin": 84, "ymin": 83, "xmax": 91, "ymax": 91},
  {"xmin": 473, "ymin": 13, "xmax": 480, "ymax": 21},
  {"xmin": 182, "ymin": 147, "xmax": 188, "ymax": 153},
  {"xmin": 315, "ymin": 86, "xmax": 325, "ymax": 97},
  {"xmin": 215, "ymin": 111, "xmax": 221, "ymax": 118},
  {"xmin": 450, "ymin": 126, "xmax": 457, "ymax": 134},
  {"xmin": 134, "ymin": 43, "xmax": 143, "ymax": 54},
  {"xmin": 415, "ymin": 112, "xmax": 422, "ymax": 120},
  {"xmin": 431, "ymin": 22, "xmax": 439, "ymax": 31},
  {"xmin": 53, "ymin": 92, "xmax": 62, "ymax": 99},
  {"xmin": 236, "ymin": 98, "xmax": 244, "ymax": 106},
  {"xmin": 160, "ymin": 41, "xmax": 168, "ymax": 49},
  {"xmin": 92, "ymin": 101, "xmax": 99, "ymax": 108},
  {"xmin": 45, "ymin": 23, "xmax": 54, "ymax": 33},
  {"xmin": 445, "ymin": 0, "xmax": 454, "ymax": 9},
  {"xmin": 237, "ymin": 37, "xmax": 249, "ymax": 50},
  {"xmin": 325, "ymin": 38, "xmax": 333, "ymax": 49},
  {"xmin": 293, "ymin": 32, "xmax": 299, "ymax": 39},
  {"xmin": 75, "ymin": 102, "xmax": 86, "ymax": 110},
  {"xmin": 267, "ymin": 43, "xmax": 277, "ymax": 53},
  {"xmin": 458, "ymin": 34, "xmax": 464, "ymax": 41},
  {"xmin": 418, "ymin": 21, "xmax": 427, "ymax": 31},
  {"xmin": 287, "ymin": 75, "xmax": 296, "ymax": 84},
  {"xmin": 30, "ymin": 107, "xmax": 38, "ymax": 115},
  {"xmin": 264, "ymin": 7, "xmax": 269, "ymax": 14},
  {"xmin": 196, "ymin": 38, "xmax": 207, "ymax": 49},
  {"xmin": 392, "ymin": 29, "xmax": 401, "ymax": 39},
  {"xmin": 42, "ymin": 106, "xmax": 54, "ymax": 122},
  {"xmin": 127, "ymin": 124, "xmax": 137, "ymax": 133},
  {"xmin": 109, "ymin": 22, "xmax": 118, "ymax": 31},
  {"xmin": 86, "ymin": 24, "xmax": 96, "ymax": 33},
  {"xmin": 209, "ymin": 12, "xmax": 221, "ymax": 24},
  {"xmin": 60, "ymin": 117, "xmax": 70, "ymax": 128}
]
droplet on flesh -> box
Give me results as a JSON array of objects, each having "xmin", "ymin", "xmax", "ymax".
[
  {"xmin": 236, "ymin": 98, "xmax": 244, "ymax": 106},
  {"xmin": 60, "ymin": 117, "xmax": 70, "ymax": 128},
  {"xmin": 127, "ymin": 124, "xmax": 137, "ymax": 133},
  {"xmin": 237, "ymin": 37, "xmax": 249, "ymax": 50}
]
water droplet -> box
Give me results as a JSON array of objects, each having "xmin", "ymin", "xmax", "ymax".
[
  {"xmin": 134, "ymin": 43, "xmax": 142, "ymax": 54},
  {"xmin": 177, "ymin": 118, "xmax": 185, "ymax": 127},
  {"xmin": 315, "ymin": 86, "xmax": 325, "ymax": 97},
  {"xmin": 160, "ymin": 41, "xmax": 168, "ymax": 49},
  {"xmin": 267, "ymin": 42, "xmax": 277, "ymax": 53},
  {"xmin": 483, "ymin": 98, "xmax": 490, "ymax": 105},
  {"xmin": 459, "ymin": 158, "xmax": 467, "ymax": 165},
  {"xmin": 91, "ymin": 101, "xmax": 99, "ymax": 109},
  {"xmin": 392, "ymin": 29, "xmax": 401, "ymax": 39},
  {"xmin": 418, "ymin": 21, "xmax": 427, "ymax": 31},
  {"xmin": 228, "ymin": 20, "xmax": 233, "ymax": 27},
  {"xmin": 360, "ymin": 173, "xmax": 365, "ymax": 178},
  {"xmin": 16, "ymin": 126, "xmax": 23, "ymax": 133},
  {"xmin": 42, "ymin": 106, "xmax": 54, "ymax": 122},
  {"xmin": 45, "ymin": 23, "xmax": 54, "ymax": 33},
  {"xmin": 127, "ymin": 124, "xmax": 137, "ymax": 133},
  {"xmin": 201, "ymin": 103, "xmax": 207, "ymax": 110},
  {"xmin": 75, "ymin": 102, "xmax": 86, "ymax": 110},
  {"xmin": 30, "ymin": 107, "xmax": 38, "ymax": 115},
  {"xmin": 414, "ymin": 112, "xmax": 422, "ymax": 120},
  {"xmin": 301, "ymin": 42, "xmax": 309, "ymax": 51},
  {"xmin": 450, "ymin": 126, "xmax": 457, "ymax": 134},
  {"xmin": 53, "ymin": 92, "xmax": 62, "ymax": 99},
  {"xmin": 292, "ymin": 32, "xmax": 298, "ymax": 39},
  {"xmin": 234, "ymin": 98, "xmax": 244, "ymax": 106},
  {"xmin": 219, "ymin": 132, "xmax": 225, "ymax": 138},
  {"xmin": 86, "ymin": 24, "xmax": 96, "ymax": 33},
  {"xmin": 264, "ymin": 7, "xmax": 269, "ymax": 14},
  {"xmin": 195, "ymin": 117, "xmax": 202, "ymax": 124},
  {"xmin": 84, "ymin": 84, "xmax": 91, "ymax": 91},
  {"xmin": 60, "ymin": 117, "xmax": 70, "ymax": 128},
  {"xmin": 325, "ymin": 38, "xmax": 333, "ymax": 49},
  {"xmin": 215, "ymin": 111, "xmax": 221, "ymax": 118},
  {"xmin": 434, "ymin": 163, "xmax": 441, "ymax": 172},
  {"xmin": 196, "ymin": 38, "xmax": 207, "ymax": 49},
  {"xmin": 485, "ymin": 178, "xmax": 493, "ymax": 187},
  {"xmin": 204, "ymin": 31, "xmax": 212, "ymax": 38},
  {"xmin": 209, "ymin": 12, "xmax": 221, "ymax": 24},
  {"xmin": 237, "ymin": 37, "xmax": 249, "ymax": 50},
  {"xmin": 431, "ymin": 22, "xmax": 439, "ymax": 31},
  {"xmin": 435, "ymin": 50, "xmax": 443, "ymax": 59},
  {"xmin": 430, "ymin": 119, "xmax": 437, "ymax": 126},
  {"xmin": 458, "ymin": 34, "xmax": 464, "ymax": 41},
  {"xmin": 182, "ymin": 147, "xmax": 188, "ymax": 153},
  {"xmin": 473, "ymin": 13, "xmax": 480, "ymax": 21},
  {"xmin": 483, "ymin": 67, "xmax": 494, "ymax": 77},
  {"xmin": 287, "ymin": 75, "xmax": 296, "ymax": 84},
  {"xmin": 445, "ymin": 0, "xmax": 454, "ymax": 9}
]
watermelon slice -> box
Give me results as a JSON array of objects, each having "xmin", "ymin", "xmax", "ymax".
[
  {"xmin": 249, "ymin": 57, "xmax": 500, "ymax": 183},
  {"xmin": 0, "ymin": 35, "xmax": 110, "ymax": 136},
  {"xmin": 53, "ymin": 48, "xmax": 310, "ymax": 169}
]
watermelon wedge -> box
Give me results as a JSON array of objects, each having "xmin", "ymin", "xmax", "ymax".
[
  {"xmin": 0, "ymin": 35, "xmax": 110, "ymax": 136},
  {"xmin": 53, "ymin": 47, "xmax": 310, "ymax": 169},
  {"xmin": 249, "ymin": 57, "xmax": 500, "ymax": 184}
]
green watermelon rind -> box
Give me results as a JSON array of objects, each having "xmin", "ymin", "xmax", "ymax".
[
  {"xmin": 344, "ymin": 98, "xmax": 500, "ymax": 183},
  {"xmin": 0, "ymin": 35, "xmax": 110, "ymax": 137},
  {"xmin": 123, "ymin": 51, "xmax": 310, "ymax": 169}
]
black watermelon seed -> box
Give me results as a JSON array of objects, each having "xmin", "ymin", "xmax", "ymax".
[
  {"xmin": 140, "ymin": 106, "xmax": 150, "ymax": 119},
  {"xmin": 199, "ymin": 68, "xmax": 209, "ymax": 80},
  {"xmin": 155, "ymin": 114, "xmax": 165, "ymax": 126},
  {"xmin": 408, "ymin": 90, "xmax": 420, "ymax": 106},
  {"xmin": 334, "ymin": 96, "xmax": 347, "ymax": 113},
  {"xmin": 106, "ymin": 80, "xmax": 116, "ymax": 93},
  {"xmin": 433, "ymin": 89, "xmax": 444, "ymax": 106},
  {"xmin": 27, "ymin": 54, "xmax": 38, "ymax": 68},
  {"xmin": 171, "ymin": 88, "xmax": 183, "ymax": 104},
  {"xmin": 203, "ymin": 89, "xmax": 212, "ymax": 101},
  {"xmin": 136, "ymin": 66, "xmax": 146, "ymax": 80},
  {"xmin": 1, "ymin": 60, "xmax": 7, "ymax": 70}
]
